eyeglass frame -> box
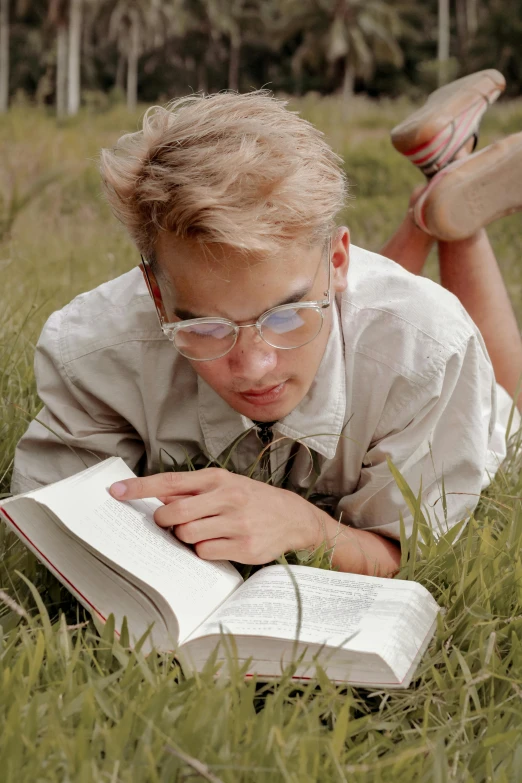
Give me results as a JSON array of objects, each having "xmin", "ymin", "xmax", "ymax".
[{"xmin": 139, "ymin": 237, "xmax": 332, "ymax": 362}]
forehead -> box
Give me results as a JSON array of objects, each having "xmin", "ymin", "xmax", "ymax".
[{"xmin": 155, "ymin": 234, "xmax": 324, "ymax": 320}]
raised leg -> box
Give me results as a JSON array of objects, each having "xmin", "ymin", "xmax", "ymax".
[
  {"xmin": 438, "ymin": 231, "xmax": 522, "ymax": 408},
  {"xmin": 386, "ymin": 69, "xmax": 522, "ymax": 408},
  {"xmin": 382, "ymin": 206, "xmax": 522, "ymax": 408},
  {"xmin": 380, "ymin": 187, "xmax": 435, "ymax": 275}
]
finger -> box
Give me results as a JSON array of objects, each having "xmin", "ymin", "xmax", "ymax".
[
  {"xmin": 195, "ymin": 538, "xmax": 238, "ymax": 561},
  {"xmin": 174, "ymin": 518, "xmax": 233, "ymax": 545},
  {"xmin": 153, "ymin": 492, "xmax": 229, "ymax": 528},
  {"xmin": 156, "ymin": 494, "xmax": 194, "ymax": 505},
  {"xmin": 194, "ymin": 538, "xmax": 269, "ymax": 564},
  {"xmin": 109, "ymin": 468, "xmax": 224, "ymax": 501}
]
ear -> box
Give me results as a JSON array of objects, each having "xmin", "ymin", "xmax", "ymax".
[{"xmin": 332, "ymin": 227, "xmax": 349, "ymax": 294}]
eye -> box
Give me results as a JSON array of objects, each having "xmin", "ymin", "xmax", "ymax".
[
  {"xmin": 264, "ymin": 308, "xmax": 306, "ymax": 334},
  {"xmin": 184, "ymin": 322, "xmax": 234, "ymax": 339}
]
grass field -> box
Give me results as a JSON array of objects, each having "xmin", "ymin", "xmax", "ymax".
[{"xmin": 1, "ymin": 95, "xmax": 522, "ymax": 781}]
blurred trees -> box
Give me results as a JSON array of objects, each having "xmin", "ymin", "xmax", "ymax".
[
  {"xmin": 1, "ymin": 0, "xmax": 521, "ymax": 113},
  {"xmin": 0, "ymin": 0, "xmax": 8, "ymax": 112},
  {"xmin": 456, "ymin": 0, "xmax": 479, "ymax": 60},
  {"xmin": 438, "ymin": 0, "xmax": 450, "ymax": 85},
  {"xmin": 278, "ymin": 0, "xmax": 405, "ymax": 100},
  {"xmin": 96, "ymin": 0, "xmax": 176, "ymax": 111},
  {"xmin": 47, "ymin": 0, "xmax": 68, "ymax": 117},
  {"xmin": 47, "ymin": 0, "xmax": 82, "ymax": 117},
  {"xmin": 67, "ymin": 0, "xmax": 81, "ymax": 114}
]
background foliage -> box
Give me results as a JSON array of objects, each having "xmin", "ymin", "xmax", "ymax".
[{"xmin": 3, "ymin": 0, "xmax": 522, "ymax": 115}]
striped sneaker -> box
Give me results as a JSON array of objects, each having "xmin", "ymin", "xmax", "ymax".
[
  {"xmin": 412, "ymin": 131, "xmax": 522, "ymax": 241},
  {"xmin": 391, "ymin": 70, "xmax": 505, "ymax": 177}
]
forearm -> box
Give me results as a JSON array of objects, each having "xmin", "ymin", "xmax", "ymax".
[{"xmin": 310, "ymin": 508, "xmax": 402, "ymax": 577}]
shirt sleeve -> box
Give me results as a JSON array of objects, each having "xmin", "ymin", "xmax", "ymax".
[
  {"xmin": 337, "ymin": 331, "xmax": 497, "ymax": 541},
  {"xmin": 11, "ymin": 309, "xmax": 145, "ymax": 494}
]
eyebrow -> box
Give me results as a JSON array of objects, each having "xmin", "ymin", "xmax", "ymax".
[{"xmin": 173, "ymin": 283, "xmax": 313, "ymax": 322}]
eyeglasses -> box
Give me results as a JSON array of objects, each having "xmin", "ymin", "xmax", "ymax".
[{"xmin": 140, "ymin": 238, "xmax": 332, "ymax": 362}]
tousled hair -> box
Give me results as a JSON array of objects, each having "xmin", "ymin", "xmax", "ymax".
[{"xmin": 99, "ymin": 90, "xmax": 348, "ymax": 261}]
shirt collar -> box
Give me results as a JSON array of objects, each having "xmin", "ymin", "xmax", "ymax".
[{"xmin": 197, "ymin": 298, "xmax": 346, "ymax": 461}]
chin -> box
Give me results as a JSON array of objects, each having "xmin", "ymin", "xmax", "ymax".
[
  {"xmin": 231, "ymin": 396, "xmax": 299, "ymax": 423},
  {"xmin": 244, "ymin": 407, "xmax": 290, "ymax": 422}
]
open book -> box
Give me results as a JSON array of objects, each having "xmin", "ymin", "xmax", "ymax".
[{"xmin": 0, "ymin": 458, "xmax": 440, "ymax": 687}]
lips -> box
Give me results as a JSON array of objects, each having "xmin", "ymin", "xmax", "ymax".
[
  {"xmin": 240, "ymin": 384, "xmax": 282, "ymax": 396},
  {"xmin": 237, "ymin": 382, "xmax": 287, "ymax": 406}
]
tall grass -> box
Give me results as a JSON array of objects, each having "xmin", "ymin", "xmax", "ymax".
[{"xmin": 1, "ymin": 96, "xmax": 522, "ymax": 781}]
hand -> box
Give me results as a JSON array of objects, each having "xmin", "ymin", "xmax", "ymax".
[{"xmin": 109, "ymin": 468, "xmax": 322, "ymax": 564}]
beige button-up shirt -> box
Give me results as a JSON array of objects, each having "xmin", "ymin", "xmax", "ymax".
[{"xmin": 12, "ymin": 245, "xmax": 518, "ymax": 541}]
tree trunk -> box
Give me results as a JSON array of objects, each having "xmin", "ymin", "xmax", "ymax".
[
  {"xmin": 204, "ymin": 43, "xmax": 215, "ymax": 93},
  {"xmin": 456, "ymin": 0, "xmax": 479, "ymax": 60},
  {"xmin": 455, "ymin": 0, "xmax": 468, "ymax": 60},
  {"xmin": 342, "ymin": 58, "xmax": 355, "ymax": 101},
  {"xmin": 115, "ymin": 50, "xmax": 125, "ymax": 92},
  {"xmin": 56, "ymin": 22, "xmax": 68, "ymax": 119},
  {"xmin": 127, "ymin": 11, "xmax": 139, "ymax": 113},
  {"xmin": 467, "ymin": 0, "xmax": 478, "ymax": 35},
  {"xmin": 67, "ymin": 0, "xmax": 82, "ymax": 115},
  {"xmin": 0, "ymin": 0, "xmax": 9, "ymax": 113},
  {"xmin": 197, "ymin": 58, "xmax": 207, "ymax": 94},
  {"xmin": 437, "ymin": 0, "xmax": 450, "ymax": 86},
  {"xmin": 228, "ymin": 34, "xmax": 240, "ymax": 92}
]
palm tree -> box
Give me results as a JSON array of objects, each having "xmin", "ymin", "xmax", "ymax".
[
  {"xmin": 280, "ymin": 0, "xmax": 404, "ymax": 100},
  {"xmin": 179, "ymin": 0, "xmax": 256, "ymax": 93},
  {"xmin": 0, "ymin": 0, "xmax": 9, "ymax": 112},
  {"xmin": 48, "ymin": 0, "xmax": 69, "ymax": 118},
  {"xmin": 126, "ymin": 5, "xmax": 139, "ymax": 111},
  {"xmin": 98, "ymin": 0, "xmax": 174, "ymax": 112},
  {"xmin": 438, "ymin": 0, "xmax": 450, "ymax": 85},
  {"xmin": 331, "ymin": 0, "xmax": 405, "ymax": 99},
  {"xmin": 456, "ymin": 0, "xmax": 479, "ymax": 63},
  {"xmin": 204, "ymin": 0, "xmax": 258, "ymax": 92},
  {"xmin": 67, "ymin": 0, "xmax": 81, "ymax": 114}
]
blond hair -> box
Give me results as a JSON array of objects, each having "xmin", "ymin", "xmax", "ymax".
[{"xmin": 100, "ymin": 90, "xmax": 347, "ymax": 261}]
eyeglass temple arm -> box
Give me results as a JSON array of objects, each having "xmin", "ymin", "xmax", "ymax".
[
  {"xmin": 139, "ymin": 257, "xmax": 170, "ymax": 325},
  {"xmin": 323, "ymin": 236, "xmax": 332, "ymax": 301}
]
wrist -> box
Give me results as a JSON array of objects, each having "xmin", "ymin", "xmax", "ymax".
[
  {"xmin": 293, "ymin": 496, "xmax": 332, "ymax": 553},
  {"xmin": 284, "ymin": 493, "xmax": 401, "ymax": 576},
  {"xmin": 297, "ymin": 503, "xmax": 365, "ymax": 571}
]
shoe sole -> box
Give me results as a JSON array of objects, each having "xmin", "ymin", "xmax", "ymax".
[
  {"xmin": 391, "ymin": 70, "xmax": 505, "ymax": 175},
  {"xmin": 413, "ymin": 132, "xmax": 522, "ymax": 241}
]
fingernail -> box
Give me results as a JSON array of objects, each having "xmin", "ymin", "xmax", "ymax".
[{"xmin": 110, "ymin": 482, "xmax": 127, "ymax": 499}]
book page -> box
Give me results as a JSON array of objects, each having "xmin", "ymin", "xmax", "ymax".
[
  {"xmin": 189, "ymin": 565, "xmax": 439, "ymax": 667},
  {"xmin": 29, "ymin": 458, "xmax": 242, "ymax": 643},
  {"xmin": 187, "ymin": 565, "xmax": 379, "ymax": 646}
]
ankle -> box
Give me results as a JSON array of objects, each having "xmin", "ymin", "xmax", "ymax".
[
  {"xmin": 453, "ymin": 136, "xmax": 477, "ymax": 160},
  {"xmin": 408, "ymin": 184, "xmax": 427, "ymax": 210}
]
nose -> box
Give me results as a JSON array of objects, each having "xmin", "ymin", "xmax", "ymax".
[{"xmin": 227, "ymin": 327, "xmax": 278, "ymax": 380}]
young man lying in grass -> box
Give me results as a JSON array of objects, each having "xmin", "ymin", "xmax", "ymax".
[{"xmin": 11, "ymin": 71, "xmax": 522, "ymax": 577}]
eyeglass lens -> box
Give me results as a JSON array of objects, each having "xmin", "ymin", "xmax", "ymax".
[{"xmin": 173, "ymin": 305, "xmax": 323, "ymax": 360}]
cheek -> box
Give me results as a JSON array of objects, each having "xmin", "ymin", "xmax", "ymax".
[
  {"xmin": 282, "ymin": 340, "xmax": 325, "ymax": 384},
  {"xmin": 190, "ymin": 358, "xmax": 232, "ymax": 391},
  {"xmin": 292, "ymin": 325, "xmax": 330, "ymax": 381}
]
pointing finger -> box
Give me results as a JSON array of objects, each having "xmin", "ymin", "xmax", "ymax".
[{"xmin": 109, "ymin": 468, "xmax": 223, "ymax": 501}]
